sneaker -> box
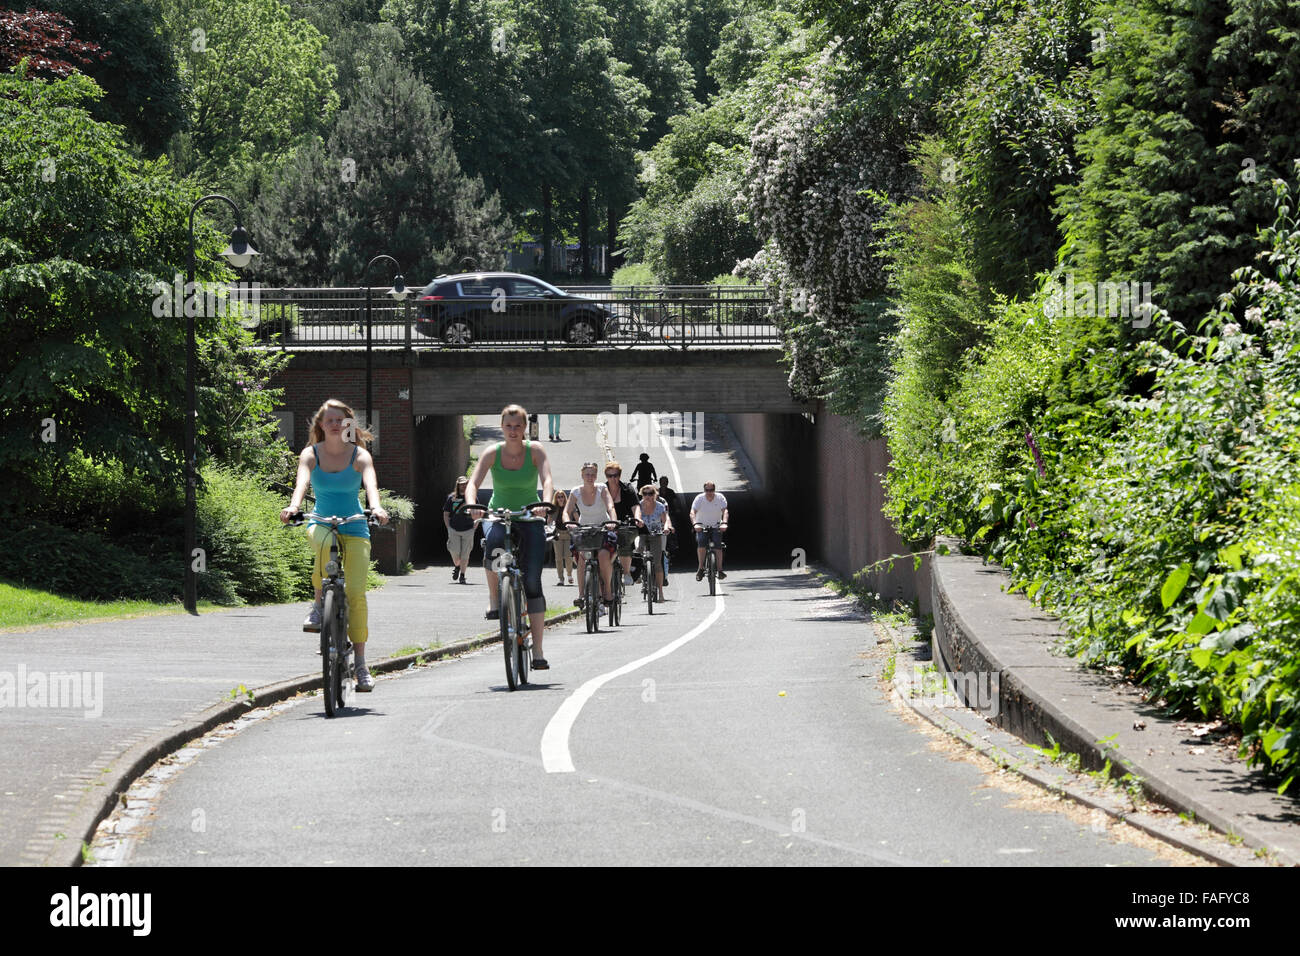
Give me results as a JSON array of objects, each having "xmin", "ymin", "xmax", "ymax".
[
  {"xmin": 303, "ymin": 603, "xmax": 322, "ymax": 632},
  {"xmin": 623, "ymin": 572, "xmax": 634, "ymax": 586},
  {"xmin": 356, "ymin": 665, "xmax": 375, "ymax": 692},
  {"xmin": 452, "ymin": 567, "xmax": 460, "ymax": 582},
  {"xmin": 696, "ymin": 569, "xmax": 704, "ymax": 581},
  {"xmin": 485, "ymin": 608, "xmax": 499, "ymax": 620},
  {"xmin": 717, "ymin": 571, "xmax": 727, "ymax": 580}
]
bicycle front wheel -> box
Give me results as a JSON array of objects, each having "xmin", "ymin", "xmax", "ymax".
[
  {"xmin": 707, "ymin": 552, "xmax": 716, "ymax": 596},
  {"xmin": 609, "ymin": 569, "xmax": 620, "ymax": 627},
  {"xmin": 501, "ymin": 575, "xmax": 519, "ymax": 691},
  {"xmin": 646, "ymin": 559, "xmax": 655, "ymax": 614},
  {"xmin": 585, "ymin": 564, "xmax": 599, "ymax": 633},
  {"xmin": 516, "ymin": 584, "xmax": 530, "ymax": 686},
  {"xmin": 322, "ymin": 590, "xmax": 339, "ymax": 717}
]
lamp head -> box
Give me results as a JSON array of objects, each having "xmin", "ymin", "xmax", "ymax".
[{"xmin": 222, "ymin": 226, "xmax": 258, "ymax": 268}]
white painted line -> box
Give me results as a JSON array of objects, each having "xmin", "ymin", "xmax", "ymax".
[
  {"xmin": 652, "ymin": 413, "xmax": 684, "ymax": 492},
  {"xmin": 541, "ymin": 594, "xmax": 726, "ymax": 773}
]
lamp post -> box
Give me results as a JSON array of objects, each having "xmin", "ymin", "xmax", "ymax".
[
  {"xmin": 360, "ymin": 255, "xmax": 407, "ymax": 441},
  {"xmin": 185, "ymin": 195, "xmax": 258, "ymax": 614}
]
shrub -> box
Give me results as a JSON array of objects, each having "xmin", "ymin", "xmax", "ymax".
[
  {"xmin": 612, "ymin": 261, "xmax": 658, "ymax": 286},
  {"xmin": 196, "ymin": 464, "xmax": 316, "ymax": 605}
]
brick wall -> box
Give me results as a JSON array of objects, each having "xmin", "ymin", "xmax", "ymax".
[{"xmin": 271, "ymin": 366, "xmax": 416, "ymax": 500}]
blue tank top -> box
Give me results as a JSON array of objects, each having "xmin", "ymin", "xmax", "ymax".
[{"xmin": 310, "ymin": 445, "xmax": 368, "ymax": 538}]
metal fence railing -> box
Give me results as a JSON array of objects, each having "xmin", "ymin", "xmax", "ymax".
[{"xmin": 245, "ymin": 284, "xmax": 780, "ymax": 350}]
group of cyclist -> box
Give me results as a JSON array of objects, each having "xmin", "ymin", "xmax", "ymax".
[{"xmin": 280, "ymin": 401, "xmax": 728, "ymax": 683}]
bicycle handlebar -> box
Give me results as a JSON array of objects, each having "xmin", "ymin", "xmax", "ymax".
[
  {"xmin": 285, "ymin": 510, "xmax": 377, "ymax": 527},
  {"xmin": 462, "ymin": 501, "xmax": 557, "ymax": 520}
]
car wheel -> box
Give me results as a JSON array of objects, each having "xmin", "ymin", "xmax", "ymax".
[
  {"xmin": 442, "ymin": 319, "xmax": 474, "ymax": 346},
  {"xmin": 566, "ymin": 314, "xmax": 600, "ymax": 345}
]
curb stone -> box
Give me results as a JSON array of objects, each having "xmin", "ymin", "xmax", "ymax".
[{"xmin": 877, "ymin": 616, "xmax": 1271, "ymax": 867}]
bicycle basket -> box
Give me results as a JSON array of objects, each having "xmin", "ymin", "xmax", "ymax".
[
  {"xmin": 572, "ymin": 526, "xmax": 606, "ymax": 552},
  {"xmin": 616, "ymin": 525, "xmax": 638, "ymax": 554}
]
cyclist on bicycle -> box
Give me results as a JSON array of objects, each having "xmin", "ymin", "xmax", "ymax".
[
  {"xmin": 604, "ymin": 460, "xmax": 637, "ymax": 587},
  {"xmin": 563, "ymin": 462, "xmax": 617, "ymax": 608},
  {"xmin": 690, "ymin": 481, "xmax": 728, "ymax": 581},
  {"xmin": 280, "ymin": 399, "xmax": 389, "ymax": 692},
  {"xmin": 634, "ymin": 484, "xmax": 673, "ymax": 602},
  {"xmin": 465, "ymin": 404, "xmax": 555, "ymax": 668}
]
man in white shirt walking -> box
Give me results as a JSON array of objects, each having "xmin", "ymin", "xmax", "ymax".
[{"xmin": 690, "ymin": 481, "xmax": 729, "ymax": 580}]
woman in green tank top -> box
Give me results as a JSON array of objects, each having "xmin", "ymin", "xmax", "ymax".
[{"xmin": 465, "ymin": 404, "xmax": 556, "ymax": 667}]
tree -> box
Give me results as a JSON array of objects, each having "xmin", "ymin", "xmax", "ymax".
[
  {"xmin": 0, "ymin": 65, "xmax": 282, "ymax": 511},
  {"xmin": 0, "ymin": 6, "xmax": 103, "ymax": 77},
  {"xmin": 2, "ymin": 0, "xmax": 186, "ymax": 155},
  {"xmin": 1057, "ymin": 0, "xmax": 1300, "ymax": 326},
  {"xmin": 251, "ymin": 59, "xmax": 511, "ymax": 285},
  {"xmin": 160, "ymin": 0, "xmax": 338, "ymax": 185}
]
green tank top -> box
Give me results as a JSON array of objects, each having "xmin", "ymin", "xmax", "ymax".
[{"xmin": 488, "ymin": 440, "xmax": 539, "ymax": 510}]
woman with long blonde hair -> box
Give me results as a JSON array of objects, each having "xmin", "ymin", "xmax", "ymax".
[{"xmin": 280, "ymin": 399, "xmax": 389, "ymax": 691}]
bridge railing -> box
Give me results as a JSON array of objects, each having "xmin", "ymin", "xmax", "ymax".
[{"xmin": 244, "ymin": 285, "xmax": 780, "ymax": 349}]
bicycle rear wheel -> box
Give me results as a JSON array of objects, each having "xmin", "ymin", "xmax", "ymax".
[
  {"xmin": 501, "ymin": 575, "xmax": 519, "ymax": 690},
  {"xmin": 322, "ymin": 590, "xmax": 339, "ymax": 717}
]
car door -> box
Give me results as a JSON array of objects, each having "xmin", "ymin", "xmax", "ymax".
[
  {"xmin": 506, "ymin": 277, "xmax": 557, "ymax": 341},
  {"xmin": 457, "ymin": 276, "xmax": 499, "ymax": 339}
]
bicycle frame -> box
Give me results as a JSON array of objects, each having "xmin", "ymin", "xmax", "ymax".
[
  {"xmin": 290, "ymin": 510, "xmax": 372, "ymax": 716},
  {"xmin": 467, "ymin": 502, "xmax": 554, "ymax": 689}
]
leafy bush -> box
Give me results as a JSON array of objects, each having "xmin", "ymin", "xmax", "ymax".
[
  {"xmin": 612, "ymin": 261, "xmax": 658, "ymax": 286},
  {"xmin": 195, "ymin": 464, "xmax": 315, "ymax": 605},
  {"xmin": 885, "ymin": 177, "xmax": 1300, "ymax": 790},
  {"xmin": 0, "ymin": 517, "xmax": 179, "ymax": 602}
]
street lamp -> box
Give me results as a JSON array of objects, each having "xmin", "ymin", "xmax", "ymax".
[
  {"xmin": 361, "ymin": 255, "xmax": 407, "ymax": 441},
  {"xmin": 185, "ymin": 195, "xmax": 259, "ymax": 614}
]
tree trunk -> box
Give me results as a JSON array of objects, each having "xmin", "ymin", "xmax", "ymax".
[
  {"xmin": 607, "ymin": 201, "xmax": 619, "ymax": 278},
  {"xmin": 580, "ymin": 182, "xmax": 592, "ymax": 281},
  {"xmin": 541, "ymin": 180, "xmax": 552, "ymax": 279}
]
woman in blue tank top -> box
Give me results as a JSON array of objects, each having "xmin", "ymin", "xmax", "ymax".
[{"xmin": 280, "ymin": 399, "xmax": 389, "ymax": 692}]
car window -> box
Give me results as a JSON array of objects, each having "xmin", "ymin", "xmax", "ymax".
[
  {"xmin": 508, "ymin": 278, "xmax": 550, "ymax": 298},
  {"xmin": 459, "ymin": 279, "xmax": 497, "ymax": 296}
]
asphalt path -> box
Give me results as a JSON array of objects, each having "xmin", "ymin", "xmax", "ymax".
[{"xmin": 103, "ymin": 570, "xmax": 1172, "ymax": 866}]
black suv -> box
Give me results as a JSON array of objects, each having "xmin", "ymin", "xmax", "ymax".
[{"xmin": 415, "ymin": 272, "xmax": 613, "ymax": 345}]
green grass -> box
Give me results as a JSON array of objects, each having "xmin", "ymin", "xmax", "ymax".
[{"xmin": 0, "ymin": 579, "xmax": 222, "ymax": 631}]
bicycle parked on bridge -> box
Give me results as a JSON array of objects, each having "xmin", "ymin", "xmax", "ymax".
[
  {"xmin": 286, "ymin": 508, "xmax": 379, "ymax": 716},
  {"xmin": 465, "ymin": 501, "xmax": 557, "ymax": 690}
]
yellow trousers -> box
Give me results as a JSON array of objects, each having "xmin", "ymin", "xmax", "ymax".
[{"xmin": 308, "ymin": 525, "xmax": 371, "ymax": 644}]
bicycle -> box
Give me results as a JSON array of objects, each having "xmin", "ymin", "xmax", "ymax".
[
  {"xmin": 287, "ymin": 508, "xmax": 377, "ymax": 717},
  {"xmin": 695, "ymin": 523, "xmax": 726, "ymax": 596},
  {"xmin": 568, "ymin": 519, "xmax": 618, "ymax": 633},
  {"xmin": 634, "ymin": 531, "xmax": 667, "ymax": 613},
  {"xmin": 464, "ymin": 502, "xmax": 556, "ymax": 691},
  {"xmin": 610, "ymin": 519, "xmax": 640, "ymax": 627}
]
